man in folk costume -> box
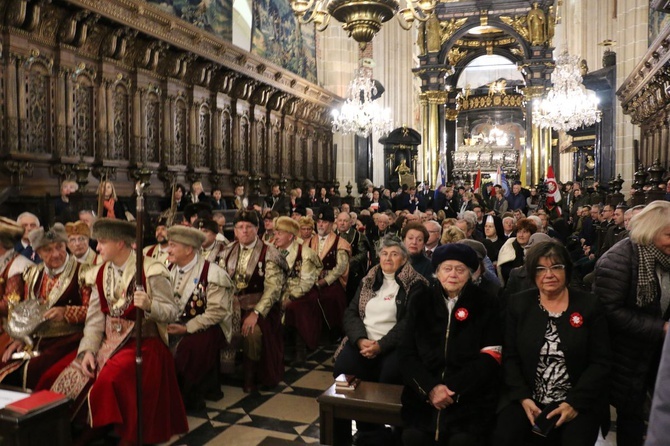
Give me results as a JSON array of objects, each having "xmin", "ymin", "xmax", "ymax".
[
  {"xmin": 0, "ymin": 223, "xmax": 90, "ymax": 389},
  {"xmin": 308, "ymin": 206, "xmax": 351, "ymax": 336},
  {"xmin": 196, "ymin": 218, "xmax": 228, "ymax": 263},
  {"xmin": 0, "ymin": 217, "xmax": 34, "ymax": 314},
  {"xmin": 143, "ymin": 216, "xmax": 170, "ymax": 266},
  {"xmin": 165, "ymin": 225, "xmax": 233, "ymax": 409},
  {"xmin": 0, "ymin": 217, "xmax": 34, "ymax": 353},
  {"xmin": 51, "ymin": 219, "xmax": 187, "ymax": 445},
  {"xmin": 65, "ymin": 220, "xmax": 102, "ymax": 266},
  {"xmin": 273, "ymin": 217, "xmax": 322, "ymax": 363},
  {"xmin": 220, "ymin": 210, "xmax": 287, "ymax": 393},
  {"xmin": 335, "ymin": 211, "xmax": 371, "ymax": 303}
]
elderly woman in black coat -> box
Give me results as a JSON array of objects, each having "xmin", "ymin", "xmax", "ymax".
[
  {"xmin": 399, "ymin": 243, "xmax": 502, "ymax": 446},
  {"xmin": 333, "ymin": 234, "xmax": 430, "ymax": 384},
  {"xmin": 594, "ymin": 200, "xmax": 670, "ymax": 446},
  {"xmin": 492, "ymin": 240, "xmax": 611, "ymax": 446}
]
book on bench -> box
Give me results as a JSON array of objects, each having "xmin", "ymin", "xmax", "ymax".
[
  {"xmin": 4, "ymin": 390, "xmax": 67, "ymax": 415},
  {"xmin": 335, "ymin": 374, "xmax": 360, "ymax": 391}
]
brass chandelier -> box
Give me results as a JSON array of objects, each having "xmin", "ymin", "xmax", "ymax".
[{"xmin": 289, "ymin": 0, "xmax": 438, "ymax": 45}]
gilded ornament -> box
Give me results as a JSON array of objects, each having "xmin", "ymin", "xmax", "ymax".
[
  {"xmin": 439, "ymin": 18, "xmax": 467, "ymax": 46},
  {"xmin": 500, "ymin": 16, "xmax": 530, "ymax": 43},
  {"xmin": 527, "ymin": 2, "xmax": 546, "ymax": 46},
  {"xmin": 447, "ymin": 47, "xmax": 467, "ymax": 66}
]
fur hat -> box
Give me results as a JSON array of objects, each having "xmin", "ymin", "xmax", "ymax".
[
  {"xmin": 92, "ymin": 219, "xmax": 136, "ymax": 245},
  {"xmin": 167, "ymin": 225, "xmax": 205, "ymax": 249},
  {"xmin": 233, "ymin": 209, "xmax": 259, "ymax": 227},
  {"xmin": 29, "ymin": 223, "xmax": 68, "ymax": 251},
  {"xmin": 298, "ymin": 216, "xmax": 315, "ymax": 228},
  {"xmin": 316, "ymin": 206, "xmax": 335, "ymax": 223},
  {"xmin": 275, "ymin": 216, "xmax": 299, "ymax": 237},
  {"xmin": 431, "ymin": 243, "xmax": 479, "ymax": 272},
  {"xmin": 193, "ymin": 218, "xmax": 219, "ymax": 234},
  {"xmin": 65, "ymin": 221, "xmax": 91, "ymax": 238},
  {"xmin": 0, "ymin": 217, "xmax": 24, "ymax": 241}
]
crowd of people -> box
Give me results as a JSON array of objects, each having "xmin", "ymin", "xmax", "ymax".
[{"xmin": 0, "ymin": 175, "xmax": 669, "ymax": 445}]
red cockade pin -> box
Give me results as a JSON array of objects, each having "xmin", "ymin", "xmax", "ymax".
[
  {"xmin": 569, "ymin": 312, "xmax": 583, "ymax": 328},
  {"xmin": 455, "ymin": 308, "xmax": 468, "ymax": 321}
]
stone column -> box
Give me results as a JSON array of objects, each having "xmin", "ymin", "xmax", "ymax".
[{"xmin": 424, "ymin": 90, "xmax": 447, "ymax": 187}]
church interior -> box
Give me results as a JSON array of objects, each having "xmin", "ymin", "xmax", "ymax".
[{"xmin": 0, "ymin": 0, "xmax": 669, "ymax": 445}]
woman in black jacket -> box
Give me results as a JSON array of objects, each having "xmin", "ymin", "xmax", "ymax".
[
  {"xmin": 333, "ymin": 234, "xmax": 429, "ymax": 384},
  {"xmin": 594, "ymin": 200, "xmax": 670, "ymax": 446},
  {"xmin": 400, "ymin": 243, "xmax": 502, "ymax": 446},
  {"xmin": 492, "ymin": 240, "xmax": 611, "ymax": 445}
]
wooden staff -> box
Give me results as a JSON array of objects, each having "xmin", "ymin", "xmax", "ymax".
[{"xmin": 134, "ymin": 180, "xmax": 147, "ymax": 446}]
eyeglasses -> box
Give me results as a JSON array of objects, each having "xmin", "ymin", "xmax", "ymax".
[
  {"xmin": 439, "ymin": 265, "xmax": 469, "ymax": 274},
  {"xmin": 536, "ymin": 264, "xmax": 566, "ymax": 275}
]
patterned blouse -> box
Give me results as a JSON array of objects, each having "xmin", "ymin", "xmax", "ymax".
[{"xmin": 533, "ymin": 308, "xmax": 572, "ymax": 405}]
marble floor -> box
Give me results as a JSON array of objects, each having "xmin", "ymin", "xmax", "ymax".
[
  {"xmin": 160, "ymin": 343, "xmax": 618, "ymax": 446},
  {"xmin": 165, "ymin": 346, "xmax": 337, "ymax": 445}
]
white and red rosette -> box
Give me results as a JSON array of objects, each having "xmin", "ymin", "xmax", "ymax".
[
  {"xmin": 455, "ymin": 308, "xmax": 468, "ymax": 321},
  {"xmin": 569, "ymin": 312, "xmax": 583, "ymax": 328}
]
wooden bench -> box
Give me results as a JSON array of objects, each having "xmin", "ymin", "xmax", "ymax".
[{"xmin": 317, "ymin": 381, "xmax": 404, "ymax": 446}]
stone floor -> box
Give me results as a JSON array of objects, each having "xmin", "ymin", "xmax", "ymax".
[{"xmin": 160, "ymin": 340, "xmax": 618, "ymax": 446}]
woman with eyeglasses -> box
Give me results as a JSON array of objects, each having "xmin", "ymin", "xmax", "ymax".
[
  {"xmin": 400, "ymin": 243, "xmax": 503, "ymax": 446},
  {"xmin": 492, "ymin": 240, "xmax": 611, "ymax": 445}
]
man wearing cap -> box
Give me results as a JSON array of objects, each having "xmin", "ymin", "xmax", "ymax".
[
  {"xmin": 66, "ymin": 220, "xmax": 101, "ymax": 266},
  {"xmin": 56, "ymin": 218, "xmax": 187, "ymax": 444},
  {"xmin": 335, "ymin": 211, "xmax": 371, "ymax": 302},
  {"xmin": 274, "ymin": 216, "xmax": 322, "ymax": 363},
  {"xmin": 308, "ymin": 206, "xmax": 351, "ymax": 336},
  {"xmin": 0, "ymin": 223, "xmax": 90, "ymax": 389},
  {"xmin": 220, "ymin": 210, "xmax": 287, "ymax": 392},
  {"xmin": 262, "ymin": 211, "xmax": 279, "ymax": 244},
  {"xmin": 0, "ymin": 217, "xmax": 34, "ymax": 317},
  {"xmin": 166, "ymin": 225, "xmax": 233, "ymax": 409},
  {"xmin": 143, "ymin": 216, "xmax": 170, "ymax": 265},
  {"xmin": 196, "ymin": 218, "xmax": 229, "ymax": 263}
]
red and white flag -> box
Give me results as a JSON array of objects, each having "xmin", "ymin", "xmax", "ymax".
[
  {"xmin": 473, "ymin": 168, "xmax": 481, "ymax": 193},
  {"xmin": 545, "ymin": 165, "xmax": 562, "ymax": 215}
]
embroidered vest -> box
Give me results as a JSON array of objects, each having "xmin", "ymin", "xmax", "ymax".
[
  {"xmin": 226, "ymin": 243, "xmax": 268, "ymax": 296},
  {"xmin": 287, "ymin": 244, "xmax": 303, "ymax": 279},
  {"xmin": 322, "ymin": 235, "xmax": 340, "ymax": 271},
  {"xmin": 95, "ymin": 264, "xmax": 147, "ymax": 320},
  {"xmin": 174, "ymin": 262, "xmax": 210, "ymax": 322}
]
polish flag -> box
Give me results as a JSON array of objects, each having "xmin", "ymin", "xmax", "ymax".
[
  {"xmin": 545, "ymin": 165, "xmax": 562, "ymax": 215},
  {"xmin": 473, "ymin": 169, "xmax": 481, "ymax": 193}
]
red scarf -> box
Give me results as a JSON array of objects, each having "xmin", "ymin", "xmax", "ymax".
[{"xmin": 104, "ymin": 198, "xmax": 116, "ymax": 219}]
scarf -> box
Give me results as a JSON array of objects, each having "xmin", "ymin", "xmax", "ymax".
[
  {"xmin": 637, "ymin": 244, "xmax": 670, "ymax": 307},
  {"xmin": 103, "ymin": 198, "xmax": 116, "ymax": 219}
]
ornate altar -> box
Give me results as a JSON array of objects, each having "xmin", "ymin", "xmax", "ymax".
[
  {"xmin": 452, "ymin": 145, "xmax": 519, "ymax": 185},
  {"xmin": 380, "ymin": 127, "xmax": 421, "ymax": 190}
]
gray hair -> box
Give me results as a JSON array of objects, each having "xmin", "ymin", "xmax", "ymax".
[
  {"xmin": 376, "ymin": 234, "xmax": 409, "ymax": 260},
  {"xmin": 17, "ymin": 212, "xmax": 39, "ymax": 227}
]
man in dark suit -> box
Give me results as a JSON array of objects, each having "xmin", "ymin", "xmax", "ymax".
[
  {"xmin": 265, "ymin": 184, "xmax": 290, "ymax": 215},
  {"xmin": 15, "ymin": 212, "xmax": 41, "ymax": 263}
]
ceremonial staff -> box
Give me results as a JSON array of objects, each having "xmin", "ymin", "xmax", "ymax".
[{"xmin": 134, "ymin": 179, "xmax": 147, "ymax": 446}]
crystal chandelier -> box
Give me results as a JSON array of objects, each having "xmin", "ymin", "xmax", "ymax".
[
  {"xmin": 331, "ymin": 63, "xmax": 393, "ymax": 138},
  {"xmin": 288, "ymin": 0, "xmax": 437, "ymax": 46},
  {"xmin": 532, "ymin": 51, "xmax": 601, "ymax": 132}
]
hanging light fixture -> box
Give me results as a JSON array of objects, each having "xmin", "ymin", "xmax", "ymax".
[
  {"xmin": 288, "ymin": 0, "xmax": 437, "ymax": 46},
  {"xmin": 331, "ymin": 60, "xmax": 393, "ymax": 138},
  {"xmin": 532, "ymin": 51, "xmax": 601, "ymax": 132}
]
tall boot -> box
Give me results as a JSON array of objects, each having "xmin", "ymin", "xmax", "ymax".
[{"xmin": 243, "ymin": 357, "xmax": 259, "ymax": 393}]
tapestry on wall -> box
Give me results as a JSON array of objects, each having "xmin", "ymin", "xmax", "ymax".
[
  {"xmin": 251, "ymin": 0, "xmax": 317, "ymax": 83},
  {"xmin": 147, "ymin": 0, "xmax": 233, "ymax": 41}
]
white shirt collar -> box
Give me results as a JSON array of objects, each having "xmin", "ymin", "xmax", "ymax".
[
  {"xmin": 177, "ymin": 254, "xmax": 199, "ymax": 274},
  {"xmin": 241, "ymin": 238, "xmax": 258, "ymax": 251}
]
